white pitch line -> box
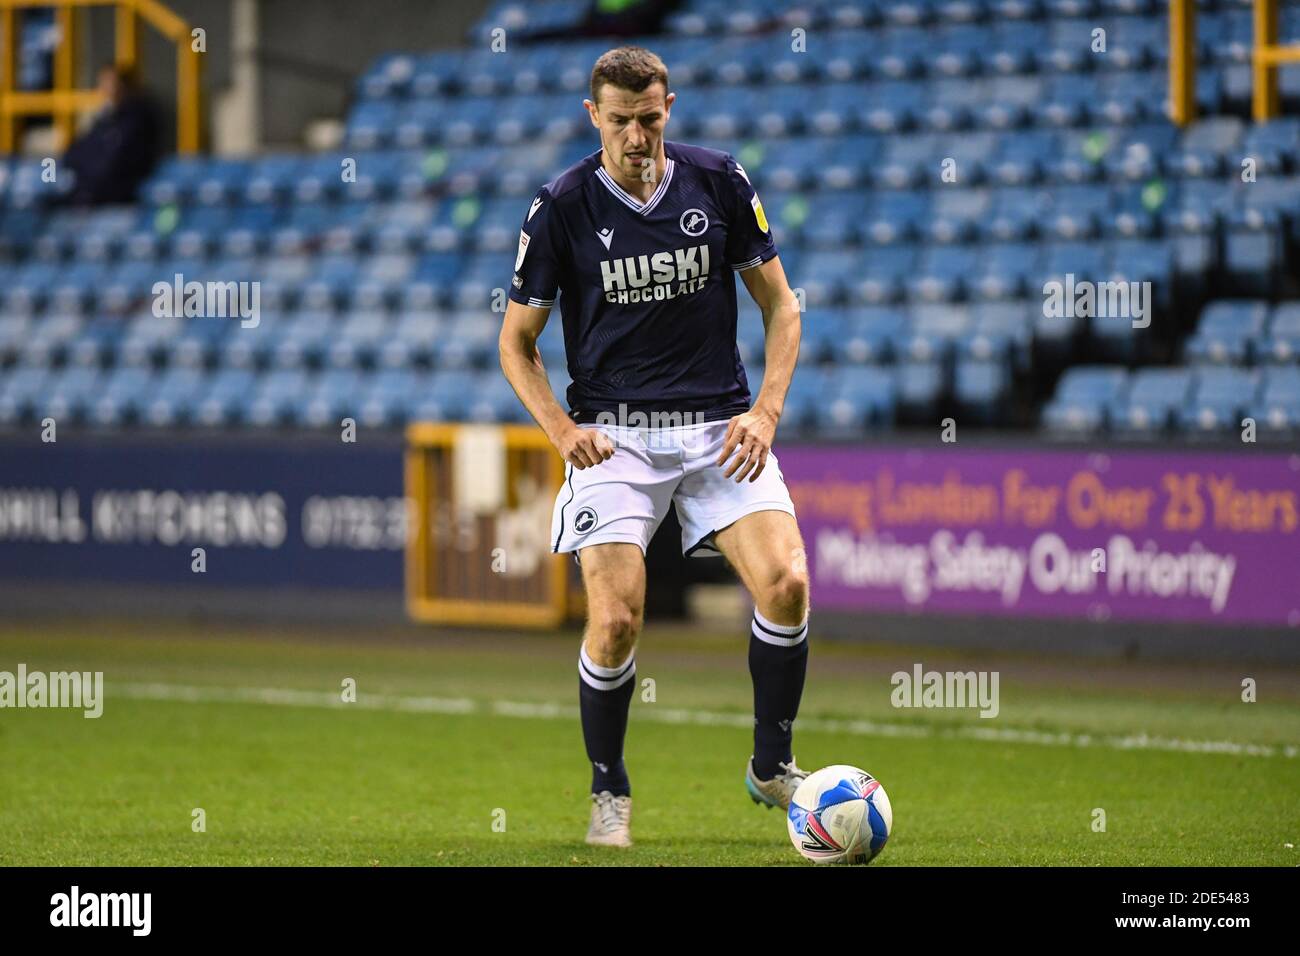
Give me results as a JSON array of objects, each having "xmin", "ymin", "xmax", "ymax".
[{"xmin": 113, "ymin": 682, "xmax": 1298, "ymax": 761}]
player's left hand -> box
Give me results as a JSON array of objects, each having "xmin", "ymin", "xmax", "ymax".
[{"xmin": 716, "ymin": 407, "xmax": 778, "ymax": 482}]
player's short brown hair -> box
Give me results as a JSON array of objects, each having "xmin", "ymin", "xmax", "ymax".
[{"xmin": 590, "ymin": 46, "xmax": 669, "ymax": 105}]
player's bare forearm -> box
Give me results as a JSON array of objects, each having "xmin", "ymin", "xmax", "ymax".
[
  {"xmin": 717, "ymin": 256, "xmax": 801, "ymax": 482},
  {"xmin": 499, "ymin": 301, "xmax": 571, "ymax": 442},
  {"xmin": 499, "ymin": 299, "xmax": 615, "ymax": 469},
  {"xmin": 742, "ymin": 256, "xmax": 801, "ymax": 421},
  {"xmin": 755, "ymin": 297, "xmax": 800, "ymax": 420}
]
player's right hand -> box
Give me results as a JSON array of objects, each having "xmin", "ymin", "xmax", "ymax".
[{"xmin": 554, "ymin": 423, "xmax": 616, "ymax": 469}]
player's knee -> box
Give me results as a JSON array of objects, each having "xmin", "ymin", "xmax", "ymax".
[
  {"xmin": 587, "ymin": 604, "xmax": 640, "ymax": 663},
  {"xmin": 763, "ymin": 569, "xmax": 809, "ymax": 625}
]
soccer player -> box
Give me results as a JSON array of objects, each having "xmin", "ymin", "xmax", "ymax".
[{"xmin": 499, "ymin": 46, "xmax": 810, "ymax": 848}]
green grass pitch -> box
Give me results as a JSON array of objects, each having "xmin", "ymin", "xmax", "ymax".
[{"xmin": 1, "ymin": 619, "xmax": 1297, "ymax": 866}]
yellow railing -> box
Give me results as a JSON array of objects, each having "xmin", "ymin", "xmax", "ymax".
[
  {"xmin": 1169, "ymin": 0, "xmax": 1197, "ymax": 125},
  {"xmin": 406, "ymin": 422, "xmax": 576, "ymax": 629},
  {"xmin": 1171, "ymin": 0, "xmax": 1300, "ymax": 125},
  {"xmin": 0, "ymin": 0, "xmax": 201, "ymax": 154},
  {"xmin": 1251, "ymin": 0, "xmax": 1300, "ymax": 121}
]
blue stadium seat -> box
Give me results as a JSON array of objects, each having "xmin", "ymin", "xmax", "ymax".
[
  {"xmin": 1185, "ymin": 300, "xmax": 1270, "ymax": 365},
  {"xmin": 1242, "ymin": 118, "xmax": 1300, "ymax": 176},
  {"xmin": 908, "ymin": 245, "xmax": 981, "ymax": 302},
  {"xmin": 874, "ymin": 132, "xmax": 940, "ymax": 187},
  {"xmin": 954, "ymin": 357, "xmax": 1012, "ymax": 422},
  {"xmin": 1178, "ymin": 366, "xmax": 1261, "ymax": 435},
  {"xmin": 863, "ymin": 190, "xmax": 930, "ymax": 245},
  {"xmin": 905, "ymin": 304, "xmax": 969, "ymax": 361},
  {"xmin": 246, "ymin": 368, "xmax": 312, "ymax": 427},
  {"xmin": 35, "ymin": 366, "xmax": 103, "ymax": 424},
  {"xmin": 88, "ymin": 367, "xmax": 157, "ymax": 426},
  {"xmin": 0, "ymin": 315, "xmax": 30, "ymax": 366},
  {"xmin": 858, "ymin": 81, "xmax": 927, "ymax": 134},
  {"xmin": 357, "ymin": 52, "xmax": 416, "ymax": 99},
  {"xmin": 799, "ymin": 249, "xmax": 859, "ymax": 306},
  {"xmin": 0, "ymin": 365, "xmax": 51, "ymax": 425},
  {"xmin": 928, "ymin": 187, "xmax": 991, "ymax": 243},
  {"xmin": 835, "ymin": 307, "xmax": 902, "ymax": 365},
  {"xmin": 143, "ymin": 156, "xmax": 208, "ymax": 205},
  {"xmin": 347, "ymin": 100, "xmax": 400, "ymax": 149},
  {"xmin": 850, "ymin": 245, "xmax": 919, "ymax": 304},
  {"xmin": 1035, "ymin": 73, "xmax": 1097, "ymax": 128},
  {"xmin": 814, "ymin": 365, "xmax": 898, "ymax": 433},
  {"xmin": 1168, "ymin": 117, "xmax": 1244, "ymax": 178},
  {"xmin": 987, "ymin": 130, "xmax": 1055, "ymax": 187},
  {"xmin": 299, "ymin": 368, "xmax": 366, "ymax": 427},
  {"xmin": 1110, "ymin": 367, "xmax": 1194, "ymax": 436},
  {"xmin": 192, "ymin": 367, "xmax": 257, "ymax": 426},
  {"xmin": 875, "ymin": 26, "xmax": 933, "ymax": 79},
  {"xmin": 1042, "ymin": 183, "xmax": 1112, "ymax": 239},
  {"xmin": 1260, "ymin": 303, "xmax": 1300, "ymax": 364},
  {"xmin": 1253, "ymin": 366, "xmax": 1300, "ymax": 435},
  {"xmin": 194, "ymin": 159, "xmax": 251, "ymax": 206},
  {"xmin": 1102, "ymin": 122, "xmax": 1179, "ymax": 180},
  {"xmin": 895, "ymin": 360, "xmax": 948, "ymax": 419},
  {"xmin": 972, "ymin": 242, "xmax": 1040, "ymax": 300},
  {"xmin": 967, "ymin": 300, "xmax": 1035, "ymax": 370},
  {"xmin": 984, "ymin": 186, "xmax": 1050, "ymax": 241}
]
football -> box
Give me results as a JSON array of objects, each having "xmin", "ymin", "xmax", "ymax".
[{"xmin": 787, "ymin": 765, "xmax": 893, "ymax": 865}]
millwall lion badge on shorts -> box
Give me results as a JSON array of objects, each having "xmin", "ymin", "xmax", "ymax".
[{"xmin": 573, "ymin": 507, "xmax": 598, "ymax": 535}]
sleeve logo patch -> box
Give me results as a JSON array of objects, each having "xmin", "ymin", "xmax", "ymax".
[
  {"xmin": 750, "ymin": 194, "xmax": 769, "ymax": 233},
  {"xmin": 515, "ymin": 230, "xmax": 530, "ymax": 272}
]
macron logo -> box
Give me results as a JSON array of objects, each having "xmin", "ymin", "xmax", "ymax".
[
  {"xmin": 597, "ymin": 227, "xmax": 614, "ymax": 250},
  {"xmin": 528, "ymin": 197, "xmax": 543, "ymax": 221}
]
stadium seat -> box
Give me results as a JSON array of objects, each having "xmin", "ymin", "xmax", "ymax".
[
  {"xmin": 1177, "ymin": 366, "xmax": 1261, "ymax": 435},
  {"xmin": 1109, "ymin": 367, "xmax": 1194, "ymax": 436},
  {"xmin": 1253, "ymin": 366, "xmax": 1300, "ymax": 435},
  {"xmin": 1259, "ymin": 303, "xmax": 1300, "ymax": 364},
  {"xmin": 1184, "ymin": 300, "xmax": 1270, "ymax": 365}
]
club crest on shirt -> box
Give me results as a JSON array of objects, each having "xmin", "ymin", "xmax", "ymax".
[{"xmin": 679, "ymin": 208, "xmax": 709, "ymax": 236}]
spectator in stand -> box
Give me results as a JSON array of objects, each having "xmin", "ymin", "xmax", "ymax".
[{"xmin": 60, "ymin": 64, "xmax": 161, "ymax": 207}]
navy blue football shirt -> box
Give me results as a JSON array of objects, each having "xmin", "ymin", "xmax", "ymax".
[{"xmin": 508, "ymin": 140, "xmax": 778, "ymax": 425}]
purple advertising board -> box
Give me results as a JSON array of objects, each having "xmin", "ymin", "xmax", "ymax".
[{"xmin": 780, "ymin": 446, "xmax": 1300, "ymax": 628}]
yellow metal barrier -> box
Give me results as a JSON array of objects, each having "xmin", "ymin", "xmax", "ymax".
[
  {"xmin": 1169, "ymin": 0, "xmax": 1197, "ymax": 125},
  {"xmin": 1172, "ymin": 0, "xmax": 1300, "ymax": 125},
  {"xmin": 406, "ymin": 422, "xmax": 577, "ymax": 629},
  {"xmin": 0, "ymin": 0, "xmax": 202, "ymax": 153},
  {"xmin": 1252, "ymin": 0, "xmax": 1300, "ymax": 121}
]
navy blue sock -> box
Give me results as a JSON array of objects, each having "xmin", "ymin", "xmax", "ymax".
[
  {"xmin": 578, "ymin": 645, "xmax": 635, "ymax": 797},
  {"xmin": 749, "ymin": 607, "xmax": 809, "ymax": 780}
]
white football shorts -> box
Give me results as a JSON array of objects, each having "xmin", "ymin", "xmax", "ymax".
[{"xmin": 550, "ymin": 418, "xmax": 798, "ymax": 562}]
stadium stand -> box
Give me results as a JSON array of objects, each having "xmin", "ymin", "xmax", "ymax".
[{"xmin": 0, "ymin": 0, "xmax": 1298, "ymax": 437}]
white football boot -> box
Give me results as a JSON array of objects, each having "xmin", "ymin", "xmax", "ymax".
[
  {"xmin": 744, "ymin": 756, "xmax": 809, "ymax": 811},
  {"xmin": 585, "ymin": 791, "xmax": 633, "ymax": 847}
]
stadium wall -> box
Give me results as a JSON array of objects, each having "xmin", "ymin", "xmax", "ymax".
[{"xmin": 1, "ymin": 432, "xmax": 1295, "ymax": 662}]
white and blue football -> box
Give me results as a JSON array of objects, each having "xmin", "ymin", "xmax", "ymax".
[{"xmin": 787, "ymin": 764, "xmax": 893, "ymax": 864}]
